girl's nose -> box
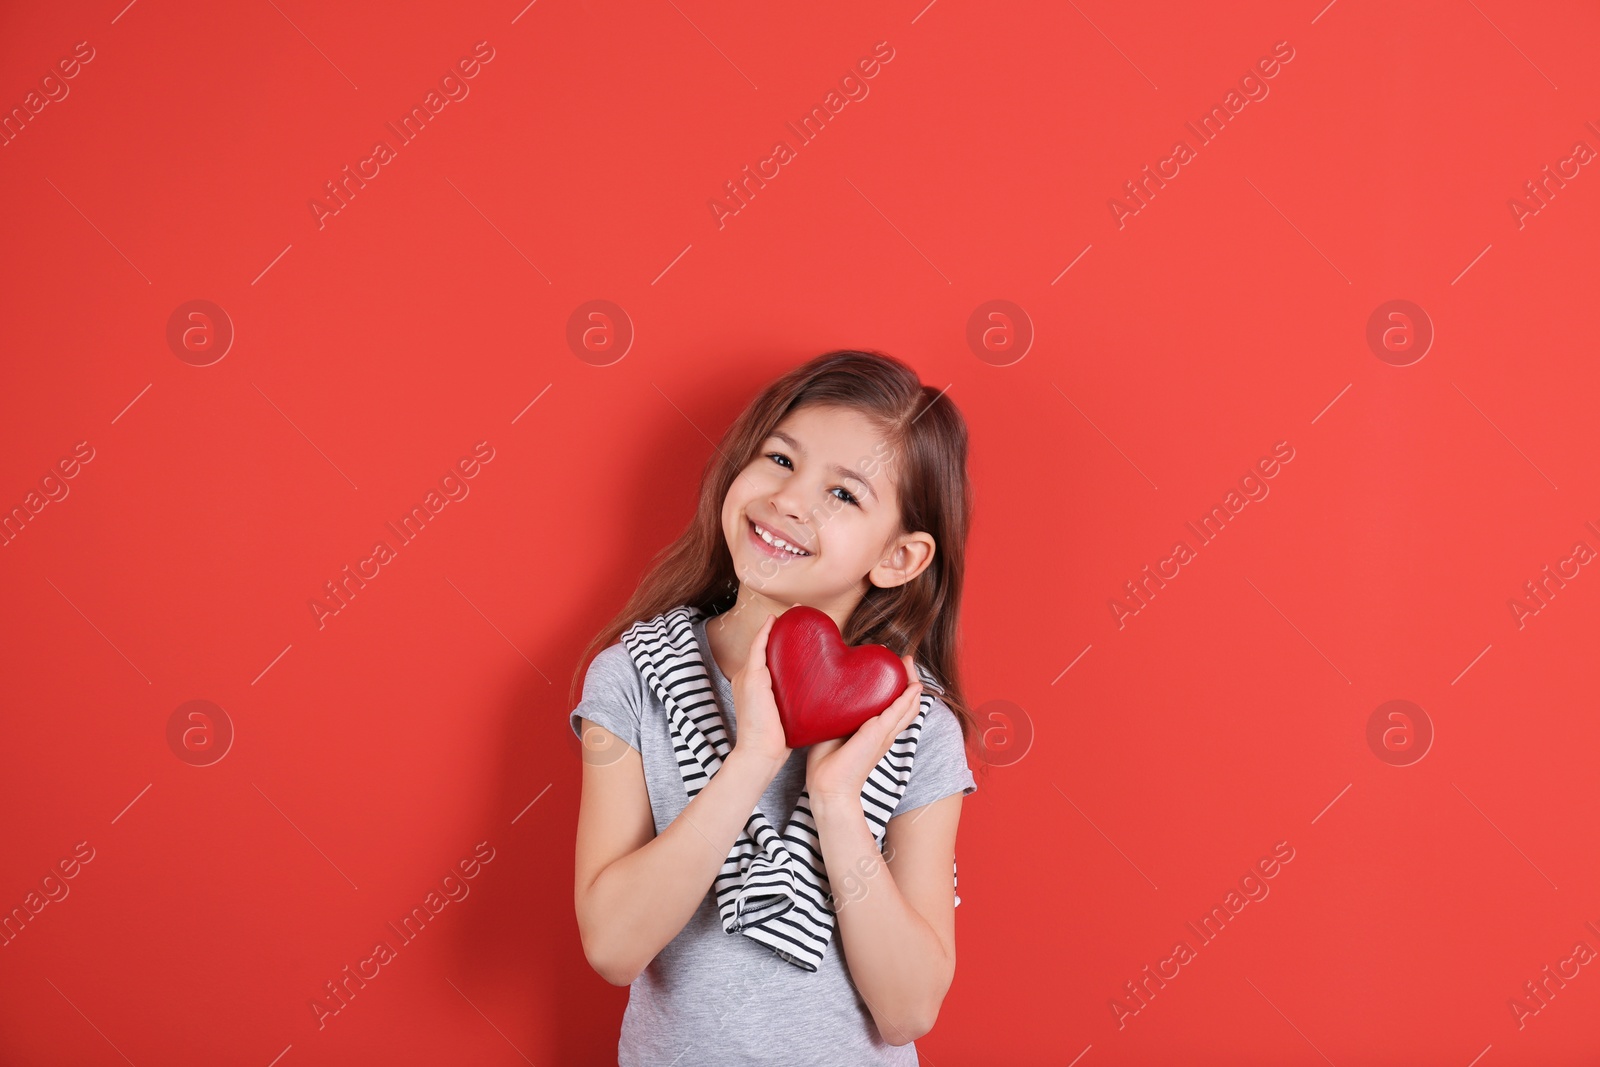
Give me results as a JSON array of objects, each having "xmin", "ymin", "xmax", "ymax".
[{"xmin": 767, "ymin": 483, "xmax": 811, "ymax": 523}]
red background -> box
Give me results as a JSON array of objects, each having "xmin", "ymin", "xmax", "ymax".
[{"xmin": 3, "ymin": 0, "xmax": 1598, "ymax": 1063}]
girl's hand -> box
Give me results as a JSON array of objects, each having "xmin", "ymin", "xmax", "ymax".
[
  {"xmin": 728, "ymin": 613, "xmax": 793, "ymax": 770},
  {"xmin": 805, "ymin": 653, "xmax": 924, "ymax": 803}
]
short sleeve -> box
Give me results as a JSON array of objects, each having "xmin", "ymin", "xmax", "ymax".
[
  {"xmin": 891, "ymin": 696, "xmax": 976, "ymax": 819},
  {"xmin": 569, "ymin": 642, "xmax": 645, "ymax": 753}
]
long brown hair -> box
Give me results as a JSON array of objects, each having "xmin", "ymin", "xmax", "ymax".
[{"xmin": 569, "ymin": 349, "xmax": 976, "ymax": 744}]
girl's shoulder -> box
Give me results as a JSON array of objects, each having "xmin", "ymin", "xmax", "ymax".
[
  {"xmin": 893, "ymin": 691, "xmax": 977, "ymax": 817},
  {"xmin": 916, "ymin": 691, "xmax": 966, "ymax": 754},
  {"xmin": 570, "ymin": 641, "xmax": 651, "ymax": 750},
  {"xmin": 588, "ymin": 638, "xmax": 639, "ymax": 678}
]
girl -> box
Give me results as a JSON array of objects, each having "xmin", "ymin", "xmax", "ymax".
[{"xmin": 570, "ymin": 349, "xmax": 977, "ymax": 1065}]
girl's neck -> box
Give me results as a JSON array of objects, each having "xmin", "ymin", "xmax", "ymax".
[{"xmin": 705, "ymin": 588, "xmax": 860, "ymax": 679}]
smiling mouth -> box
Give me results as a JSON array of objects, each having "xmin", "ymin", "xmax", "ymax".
[{"xmin": 748, "ymin": 518, "xmax": 811, "ymax": 559}]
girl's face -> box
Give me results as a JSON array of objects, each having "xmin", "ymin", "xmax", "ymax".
[{"xmin": 720, "ymin": 403, "xmax": 935, "ymax": 619}]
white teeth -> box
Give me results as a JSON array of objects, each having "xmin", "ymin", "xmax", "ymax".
[{"xmin": 754, "ymin": 522, "xmax": 808, "ymax": 555}]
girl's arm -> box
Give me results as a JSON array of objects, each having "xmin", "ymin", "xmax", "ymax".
[
  {"xmin": 812, "ymin": 791, "xmax": 964, "ymax": 1045},
  {"xmin": 573, "ymin": 719, "xmax": 785, "ymax": 986}
]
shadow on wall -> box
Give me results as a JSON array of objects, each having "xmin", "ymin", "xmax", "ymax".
[{"xmin": 450, "ymin": 365, "xmax": 764, "ymax": 1063}]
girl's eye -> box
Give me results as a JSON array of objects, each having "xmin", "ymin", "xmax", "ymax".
[{"xmin": 765, "ymin": 453, "xmax": 861, "ymax": 508}]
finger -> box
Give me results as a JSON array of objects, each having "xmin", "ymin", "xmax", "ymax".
[
  {"xmin": 898, "ymin": 686, "xmax": 925, "ymax": 728},
  {"xmin": 904, "ymin": 678, "xmax": 924, "ymax": 706},
  {"xmin": 900, "ymin": 664, "xmax": 921, "ymax": 703},
  {"xmin": 878, "ymin": 682, "xmax": 923, "ymax": 739},
  {"xmin": 878, "ymin": 681, "xmax": 918, "ymax": 718},
  {"xmin": 750, "ymin": 613, "xmax": 776, "ymax": 671},
  {"xmin": 861, "ymin": 693, "xmax": 908, "ymax": 732},
  {"xmin": 808, "ymin": 736, "xmax": 844, "ymax": 759}
]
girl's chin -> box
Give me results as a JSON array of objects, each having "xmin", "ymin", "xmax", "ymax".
[
  {"xmin": 736, "ymin": 552, "xmax": 812, "ymax": 591},
  {"xmin": 740, "ymin": 559, "xmax": 794, "ymax": 584}
]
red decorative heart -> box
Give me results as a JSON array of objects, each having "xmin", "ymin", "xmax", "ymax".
[{"xmin": 766, "ymin": 605, "xmax": 909, "ymax": 748}]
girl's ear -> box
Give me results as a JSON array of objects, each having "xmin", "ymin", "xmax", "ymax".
[{"xmin": 869, "ymin": 532, "xmax": 936, "ymax": 589}]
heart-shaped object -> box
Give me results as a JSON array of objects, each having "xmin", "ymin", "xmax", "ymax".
[{"xmin": 766, "ymin": 605, "xmax": 910, "ymax": 748}]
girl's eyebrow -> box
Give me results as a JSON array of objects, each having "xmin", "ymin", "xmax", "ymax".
[{"xmin": 769, "ymin": 429, "xmax": 878, "ymax": 502}]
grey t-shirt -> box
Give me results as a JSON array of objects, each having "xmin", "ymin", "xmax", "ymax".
[{"xmin": 570, "ymin": 612, "xmax": 977, "ymax": 1066}]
